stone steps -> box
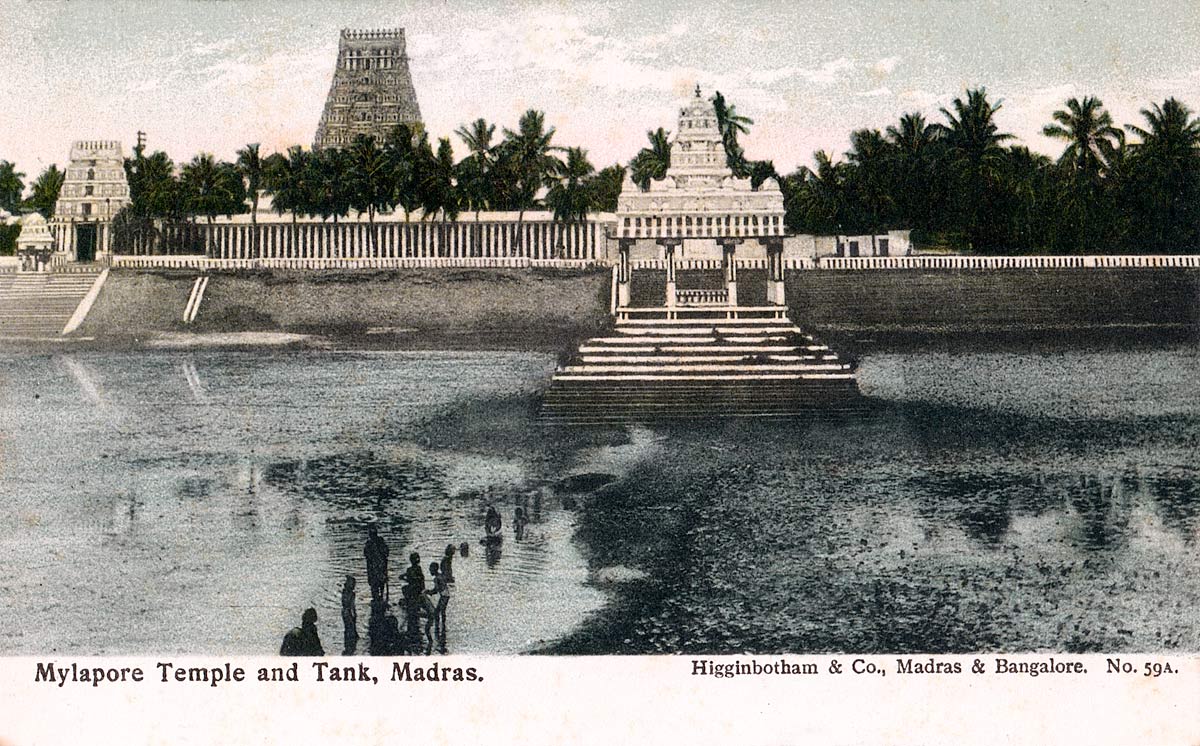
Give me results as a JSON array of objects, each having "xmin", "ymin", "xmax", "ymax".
[
  {"xmin": 0, "ymin": 273, "xmax": 100, "ymax": 339},
  {"xmin": 540, "ymin": 309, "xmax": 860, "ymax": 422}
]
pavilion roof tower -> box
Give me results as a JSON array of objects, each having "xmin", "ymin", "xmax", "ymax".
[{"xmin": 615, "ymin": 86, "xmax": 785, "ymax": 242}]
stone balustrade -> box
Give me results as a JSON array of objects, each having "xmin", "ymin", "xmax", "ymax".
[
  {"xmin": 675, "ymin": 288, "xmax": 729, "ymax": 305},
  {"xmin": 109, "ymin": 256, "xmax": 603, "ymax": 271}
]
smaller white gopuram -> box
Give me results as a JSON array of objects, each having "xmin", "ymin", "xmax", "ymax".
[
  {"xmin": 615, "ymin": 86, "xmax": 787, "ymax": 308},
  {"xmin": 50, "ymin": 140, "xmax": 132, "ymax": 263}
]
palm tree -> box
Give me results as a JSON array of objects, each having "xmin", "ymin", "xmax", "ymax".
[
  {"xmin": 26, "ymin": 165, "xmax": 65, "ymax": 219},
  {"xmin": 454, "ymin": 119, "xmax": 498, "ymax": 217},
  {"xmin": 312, "ymin": 147, "xmax": 353, "ymax": 224},
  {"xmin": 1042, "ymin": 96, "xmax": 1123, "ymax": 179},
  {"xmin": 454, "ymin": 118, "xmax": 500, "ymax": 255},
  {"xmin": 783, "ymin": 151, "xmax": 844, "ymax": 235},
  {"xmin": 545, "ymin": 147, "xmax": 596, "ymax": 256},
  {"xmin": 501, "ymin": 109, "xmax": 561, "ymax": 250},
  {"xmin": 235, "ymin": 144, "xmax": 264, "ymax": 256},
  {"xmin": 886, "ymin": 112, "xmax": 943, "ymax": 231},
  {"xmin": 583, "ymin": 164, "xmax": 626, "ymax": 212},
  {"xmin": 127, "ymin": 150, "xmax": 183, "ymax": 221},
  {"xmin": 386, "ymin": 124, "xmax": 422, "ymax": 222},
  {"xmin": 0, "ymin": 160, "xmax": 26, "ymax": 214},
  {"xmin": 1000, "ymin": 145, "xmax": 1055, "ymax": 252},
  {"xmin": 712, "ymin": 91, "xmax": 754, "ymax": 175},
  {"xmin": 1124, "ymin": 98, "xmax": 1200, "ymax": 251},
  {"xmin": 844, "ymin": 128, "xmax": 896, "ymax": 232},
  {"xmin": 180, "ymin": 154, "xmax": 245, "ymax": 254},
  {"xmin": 936, "ymin": 87, "xmax": 1013, "ymax": 250},
  {"xmin": 264, "ymin": 146, "xmax": 311, "ymax": 253},
  {"xmin": 629, "ymin": 127, "xmax": 671, "ymax": 189},
  {"xmin": 417, "ymin": 138, "xmax": 459, "ymax": 254},
  {"xmin": 110, "ymin": 205, "xmax": 159, "ymax": 255},
  {"xmin": 347, "ymin": 135, "xmax": 395, "ymax": 254}
]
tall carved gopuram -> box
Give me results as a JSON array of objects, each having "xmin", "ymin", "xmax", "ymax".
[{"xmin": 313, "ymin": 28, "xmax": 423, "ymax": 149}]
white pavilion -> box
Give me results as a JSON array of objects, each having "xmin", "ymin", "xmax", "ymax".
[{"xmin": 614, "ymin": 86, "xmax": 788, "ymax": 308}]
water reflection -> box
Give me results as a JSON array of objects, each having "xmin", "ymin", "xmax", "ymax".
[{"xmin": 1, "ymin": 347, "xmax": 1199, "ymax": 654}]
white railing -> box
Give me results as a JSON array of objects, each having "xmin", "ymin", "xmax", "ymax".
[
  {"xmin": 106, "ymin": 252, "xmax": 1200, "ymax": 272},
  {"xmin": 616, "ymin": 305, "xmax": 789, "ymax": 320},
  {"xmin": 126, "ymin": 215, "xmax": 613, "ymax": 262},
  {"xmin": 818, "ymin": 254, "xmax": 1200, "ymax": 270},
  {"xmin": 675, "ymin": 288, "xmax": 729, "ymax": 305},
  {"xmin": 110, "ymin": 256, "xmax": 604, "ymax": 271}
]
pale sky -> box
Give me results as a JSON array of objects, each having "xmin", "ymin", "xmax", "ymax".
[{"xmin": 3, "ymin": 0, "xmax": 1200, "ymax": 183}]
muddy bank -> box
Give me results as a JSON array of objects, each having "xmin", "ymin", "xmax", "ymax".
[
  {"xmin": 630, "ymin": 267, "xmax": 1200, "ymax": 332},
  {"xmin": 74, "ymin": 267, "xmax": 613, "ymax": 352}
]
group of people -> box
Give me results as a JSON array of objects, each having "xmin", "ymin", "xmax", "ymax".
[
  {"xmin": 359, "ymin": 528, "xmax": 457, "ymax": 655},
  {"xmin": 281, "ymin": 502, "xmax": 530, "ymax": 656}
]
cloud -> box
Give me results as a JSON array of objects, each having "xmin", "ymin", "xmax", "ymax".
[
  {"xmin": 856, "ymin": 87, "xmax": 893, "ymax": 98},
  {"xmin": 897, "ymin": 89, "xmax": 945, "ymax": 110},
  {"xmin": 872, "ymin": 56, "xmax": 900, "ymax": 75},
  {"xmin": 798, "ymin": 57, "xmax": 854, "ymax": 86}
]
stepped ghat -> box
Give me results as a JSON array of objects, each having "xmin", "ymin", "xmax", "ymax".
[{"xmin": 542, "ymin": 88, "xmax": 860, "ymax": 422}]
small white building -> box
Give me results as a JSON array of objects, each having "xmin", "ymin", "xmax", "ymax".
[
  {"xmin": 16, "ymin": 213, "xmax": 55, "ymax": 271},
  {"xmin": 782, "ymin": 230, "xmax": 912, "ymax": 259}
]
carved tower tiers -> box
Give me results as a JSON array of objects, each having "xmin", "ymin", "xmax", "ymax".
[
  {"xmin": 314, "ymin": 28, "xmax": 423, "ymax": 149},
  {"xmin": 50, "ymin": 140, "xmax": 131, "ymax": 262}
]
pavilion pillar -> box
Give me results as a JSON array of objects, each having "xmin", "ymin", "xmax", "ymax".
[
  {"xmin": 657, "ymin": 237, "xmax": 681, "ymax": 309},
  {"xmin": 719, "ymin": 238, "xmax": 742, "ymax": 307},
  {"xmin": 761, "ymin": 236, "xmax": 786, "ymax": 305},
  {"xmin": 617, "ymin": 238, "xmax": 633, "ymax": 307}
]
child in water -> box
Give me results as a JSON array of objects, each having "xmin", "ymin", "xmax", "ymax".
[
  {"xmin": 341, "ymin": 575, "xmax": 358, "ymax": 655},
  {"xmin": 427, "ymin": 561, "xmax": 450, "ymax": 653}
]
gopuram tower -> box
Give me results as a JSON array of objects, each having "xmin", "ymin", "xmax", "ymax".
[{"xmin": 313, "ymin": 28, "xmax": 423, "ymax": 149}]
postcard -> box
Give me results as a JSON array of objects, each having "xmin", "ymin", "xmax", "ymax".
[{"xmin": 1, "ymin": 0, "xmax": 1198, "ymax": 743}]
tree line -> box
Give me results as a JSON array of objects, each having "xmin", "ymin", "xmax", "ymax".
[
  {"xmin": 775, "ymin": 89, "xmax": 1200, "ymax": 254},
  {"xmin": 4, "ymin": 87, "xmax": 1200, "ymax": 255},
  {"xmin": 113, "ymin": 111, "xmax": 622, "ymax": 254}
]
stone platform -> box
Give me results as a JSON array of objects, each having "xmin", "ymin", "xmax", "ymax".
[{"xmin": 540, "ymin": 306, "xmax": 861, "ymax": 424}]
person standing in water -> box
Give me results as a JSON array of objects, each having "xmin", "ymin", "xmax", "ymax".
[
  {"xmin": 364, "ymin": 527, "xmax": 390, "ymax": 602},
  {"xmin": 485, "ymin": 505, "xmax": 502, "ymax": 537},
  {"xmin": 341, "ymin": 575, "xmax": 358, "ymax": 655},
  {"xmin": 427, "ymin": 561, "xmax": 450, "ymax": 653},
  {"xmin": 513, "ymin": 507, "xmax": 528, "ymax": 541},
  {"xmin": 280, "ymin": 608, "xmax": 324, "ymax": 656},
  {"xmin": 441, "ymin": 544, "xmax": 456, "ymax": 584}
]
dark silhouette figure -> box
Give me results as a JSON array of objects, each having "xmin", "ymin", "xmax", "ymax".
[
  {"xmin": 367, "ymin": 598, "xmax": 404, "ymax": 656},
  {"xmin": 485, "ymin": 540, "xmax": 502, "ymax": 568},
  {"xmin": 404, "ymin": 552, "xmax": 426, "ymax": 594},
  {"xmin": 428, "ymin": 561, "xmax": 450, "ymax": 653},
  {"xmin": 513, "ymin": 507, "xmax": 528, "ymax": 541},
  {"xmin": 341, "ymin": 575, "xmax": 358, "ymax": 655},
  {"xmin": 485, "ymin": 505, "xmax": 502, "ymax": 537},
  {"xmin": 364, "ymin": 527, "xmax": 390, "ymax": 601},
  {"xmin": 442, "ymin": 544, "xmax": 456, "ymax": 583},
  {"xmin": 459, "ymin": 541, "xmax": 470, "ymax": 558},
  {"xmin": 421, "ymin": 562, "xmax": 440, "ymax": 653},
  {"xmin": 381, "ymin": 612, "xmax": 404, "ymax": 655},
  {"xmin": 402, "ymin": 552, "xmax": 430, "ymax": 649},
  {"xmin": 367, "ymin": 598, "xmax": 388, "ymax": 656},
  {"xmin": 280, "ymin": 607, "xmax": 324, "ymax": 656}
]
